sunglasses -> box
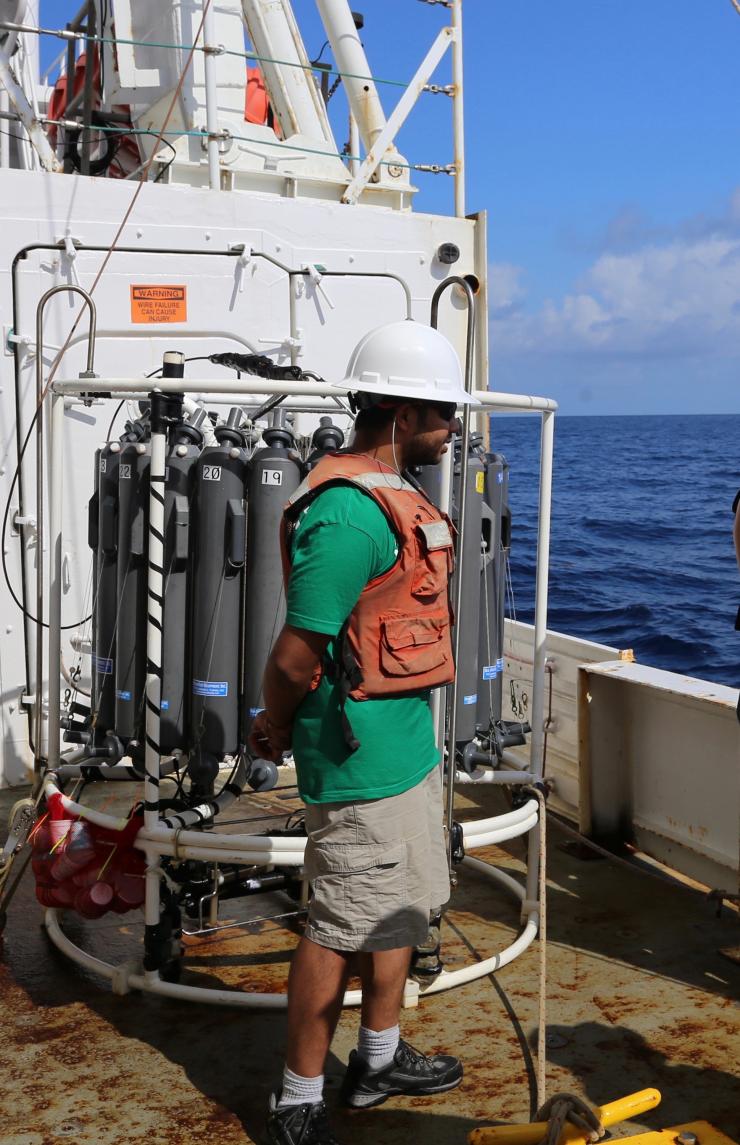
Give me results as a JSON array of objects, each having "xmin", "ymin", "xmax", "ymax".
[{"xmin": 424, "ymin": 401, "xmax": 458, "ymax": 422}]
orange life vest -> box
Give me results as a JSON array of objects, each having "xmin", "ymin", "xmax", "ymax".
[{"xmin": 281, "ymin": 453, "xmax": 456, "ymax": 740}]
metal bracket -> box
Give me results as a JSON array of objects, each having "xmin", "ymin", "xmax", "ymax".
[
  {"xmin": 12, "ymin": 511, "xmax": 37, "ymax": 536},
  {"xmin": 341, "ymin": 25, "xmax": 455, "ymax": 205},
  {"xmin": 413, "ymin": 163, "xmax": 456, "ymax": 175}
]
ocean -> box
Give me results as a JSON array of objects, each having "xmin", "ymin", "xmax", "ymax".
[{"xmin": 489, "ymin": 413, "xmax": 739, "ymax": 689}]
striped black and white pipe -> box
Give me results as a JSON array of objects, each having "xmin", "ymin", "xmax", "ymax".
[{"xmin": 144, "ymin": 404, "xmax": 168, "ymax": 832}]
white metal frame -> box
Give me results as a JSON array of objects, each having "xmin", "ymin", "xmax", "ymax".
[
  {"xmin": 0, "ymin": 0, "xmax": 466, "ymax": 207},
  {"xmin": 42, "ymin": 377, "xmax": 556, "ymax": 1007}
]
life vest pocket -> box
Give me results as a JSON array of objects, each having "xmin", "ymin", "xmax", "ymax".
[
  {"xmin": 380, "ymin": 612, "xmax": 449, "ymax": 677},
  {"xmin": 411, "ymin": 518, "xmax": 454, "ymax": 599}
]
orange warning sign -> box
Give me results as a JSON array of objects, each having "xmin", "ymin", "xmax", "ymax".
[{"xmin": 130, "ymin": 285, "xmax": 187, "ymax": 324}]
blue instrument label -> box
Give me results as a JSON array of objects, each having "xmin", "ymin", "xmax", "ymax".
[
  {"xmin": 192, "ymin": 679, "xmax": 228, "ymax": 697},
  {"xmin": 93, "ymin": 655, "xmax": 113, "ymax": 675},
  {"xmin": 463, "ymin": 693, "xmax": 477, "ymax": 705}
]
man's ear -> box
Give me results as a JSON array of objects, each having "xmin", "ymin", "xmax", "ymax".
[{"xmin": 394, "ymin": 402, "xmax": 419, "ymax": 433}]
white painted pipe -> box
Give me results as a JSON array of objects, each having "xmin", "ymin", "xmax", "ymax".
[
  {"xmin": 202, "ymin": 0, "xmax": 221, "ymax": 190},
  {"xmin": 141, "ymin": 841, "xmax": 307, "ymax": 866},
  {"xmin": 21, "ymin": 0, "xmax": 38, "ymax": 89},
  {"xmin": 240, "ymin": 0, "xmax": 335, "ymax": 143},
  {"xmin": 455, "ymin": 768, "xmax": 534, "ymax": 785},
  {"xmin": 348, "ymin": 109, "xmax": 359, "ymax": 175},
  {"xmin": 420, "ymin": 918, "xmax": 539, "ymax": 994},
  {"xmin": 54, "ymin": 377, "xmax": 559, "ymax": 413},
  {"xmin": 451, "ymin": 0, "xmax": 465, "ymax": 218},
  {"xmin": 44, "ymin": 851, "xmax": 538, "ymax": 1008},
  {"xmin": 460, "ymin": 799, "xmax": 538, "ymax": 836},
  {"xmin": 525, "ymin": 409, "xmax": 555, "ymax": 910},
  {"xmin": 144, "ymin": 411, "xmax": 167, "ymax": 834},
  {"xmin": 46, "ymin": 391, "xmax": 64, "ymax": 771},
  {"xmin": 44, "ymin": 779, "xmax": 130, "ymax": 830},
  {"xmin": 462, "ymin": 814, "xmax": 538, "ymax": 849},
  {"xmin": 315, "ymin": 0, "xmax": 386, "ymax": 151},
  {"xmin": 0, "ymin": 87, "xmax": 10, "ymax": 166},
  {"xmin": 462, "ymin": 853, "xmax": 526, "ymax": 899},
  {"xmin": 142, "ymin": 824, "xmax": 308, "ymax": 851}
]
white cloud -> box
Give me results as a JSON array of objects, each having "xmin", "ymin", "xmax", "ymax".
[
  {"xmin": 488, "ymin": 262, "xmax": 526, "ymax": 318},
  {"xmin": 491, "ymin": 209, "xmax": 740, "ymax": 361}
]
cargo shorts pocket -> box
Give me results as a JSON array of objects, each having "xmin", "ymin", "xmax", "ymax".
[{"xmin": 307, "ymin": 841, "xmax": 407, "ymax": 937}]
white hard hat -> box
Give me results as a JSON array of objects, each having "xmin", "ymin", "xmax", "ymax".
[{"xmin": 335, "ymin": 320, "xmax": 479, "ymax": 406}]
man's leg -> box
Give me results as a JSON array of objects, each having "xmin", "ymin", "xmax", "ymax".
[
  {"xmin": 267, "ymin": 936, "xmax": 349, "ymax": 1145},
  {"xmin": 285, "ymin": 935, "xmax": 351, "ymax": 1077},
  {"xmin": 357, "ymin": 945, "xmax": 411, "ymax": 1031}
]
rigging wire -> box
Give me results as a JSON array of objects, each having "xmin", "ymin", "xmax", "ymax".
[
  {"xmin": 0, "ymin": 21, "xmax": 409, "ymax": 89},
  {"xmin": 41, "ymin": 117, "xmax": 444, "ymax": 174}
]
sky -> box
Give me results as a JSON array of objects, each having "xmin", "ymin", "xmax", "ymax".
[{"xmin": 38, "ymin": 0, "xmax": 740, "ymax": 415}]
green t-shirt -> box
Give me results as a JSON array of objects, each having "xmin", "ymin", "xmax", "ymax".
[{"xmin": 286, "ymin": 483, "xmax": 440, "ymax": 804}]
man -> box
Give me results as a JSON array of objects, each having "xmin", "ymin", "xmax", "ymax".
[{"xmin": 249, "ymin": 320, "xmax": 478, "ymax": 1145}]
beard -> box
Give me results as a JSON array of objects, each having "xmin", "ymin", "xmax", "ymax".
[{"xmin": 405, "ymin": 434, "xmax": 450, "ymax": 467}]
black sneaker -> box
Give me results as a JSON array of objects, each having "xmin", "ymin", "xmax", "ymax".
[
  {"xmin": 266, "ymin": 1091, "xmax": 342, "ymax": 1145},
  {"xmin": 339, "ymin": 1039, "xmax": 463, "ymax": 1109}
]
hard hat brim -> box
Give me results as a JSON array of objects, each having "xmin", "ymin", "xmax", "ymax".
[{"xmin": 333, "ymin": 377, "xmax": 481, "ymax": 406}]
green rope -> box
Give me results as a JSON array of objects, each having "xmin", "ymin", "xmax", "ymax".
[
  {"xmin": 47, "ymin": 118, "xmax": 430, "ymax": 173},
  {"xmin": 5, "ymin": 23, "xmax": 409, "ymax": 88}
]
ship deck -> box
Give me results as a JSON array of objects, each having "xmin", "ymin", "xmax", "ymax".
[{"xmin": 1, "ymin": 776, "xmax": 738, "ymax": 1145}]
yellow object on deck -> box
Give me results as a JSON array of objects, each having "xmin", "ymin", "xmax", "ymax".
[
  {"xmin": 469, "ymin": 1089, "xmax": 662, "ymax": 1145},
  {"xmin": 602, "ymin": 1124, "xmax": 739, "ymax": 1145}
]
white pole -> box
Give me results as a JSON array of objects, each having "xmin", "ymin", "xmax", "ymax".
[
  {"xmin": 202, "ymin": 0, "xmax": 221, "ymax": 191},
  {"xmin": 22, "ymin": 0, "xmax": 40, "ymax": 90},
  {"xmin": 349, "ymin": 111, "xmax": 359, "ymax": 176},
  {"xmin": 524, "ymin": 409, "xmax": 555, "ymax": 911},
  {"xmin": 315, "ymin": 0, "xmax": 386, "ymax": 150},
  {"xmin": 46, "ymin": 390, "xmax": 64, "ymax": 771},
  {"xmin": 143, "ymin": 405, "xmax": 168, "ymax": 833},
  {"xmin": 0, "ymin": 89, "xmax": 10, "ymax": 167},
  {"xmin": 529, "ymin": 409, "xmax": 554, "ymax": 781},
  {"xmin": 451, "ymin": 0, "xmax": 465, "ymax": 218},
  {"xmin": 142, "ymin": 372, "xmax": 183, "ymax": 982}
]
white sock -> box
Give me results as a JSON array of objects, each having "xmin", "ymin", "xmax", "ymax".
[
  {"xmin": 278, "ymin": 1066, "xmax": 324, "ymax": 1107},
  {"xmin": 357, "ymin": 1024, "xmax": 400, "ymax": 1071}
]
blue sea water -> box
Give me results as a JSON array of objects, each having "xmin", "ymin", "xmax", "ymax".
[{"xmin": 489, "ymin": 414, "xmax": 739, "ymax": 688}]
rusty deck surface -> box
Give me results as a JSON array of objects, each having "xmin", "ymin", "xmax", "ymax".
[{"xmin": 1, "ymin": 777, "xmax": 738, "ymax": 1145}]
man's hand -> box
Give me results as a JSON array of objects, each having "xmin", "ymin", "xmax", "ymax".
[{"xmin": 248, "ymin": 710, "xmax": 292, "ymax": 763}]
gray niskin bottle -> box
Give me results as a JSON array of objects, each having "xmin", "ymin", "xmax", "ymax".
[
  {"xmin": 189, "ymin": 410, "xmax": 247, "ymax": 788},
  {"xmin": 89, "ymin": 440, "xmax": 121, "ymax": 736},
  {"xmin": 476, "ymin": 452, "xmax": 510, "ymax": 732},
  {"xmin": 243, "ymin": 424, "xmax": 304, "ymax": 743},
  {"xmin": 450, "ymin": 437, "xmax": 485, "ymax": 747}
]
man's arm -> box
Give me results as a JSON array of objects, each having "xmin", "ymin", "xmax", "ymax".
[{"xmin": 248, "ymin": 624, "xmax": 331, "ymax": 761}]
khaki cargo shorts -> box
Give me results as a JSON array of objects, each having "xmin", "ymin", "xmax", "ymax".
[{"xmin": 302, "ymin": 765, "xmax": 450, "ymax": 952}]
